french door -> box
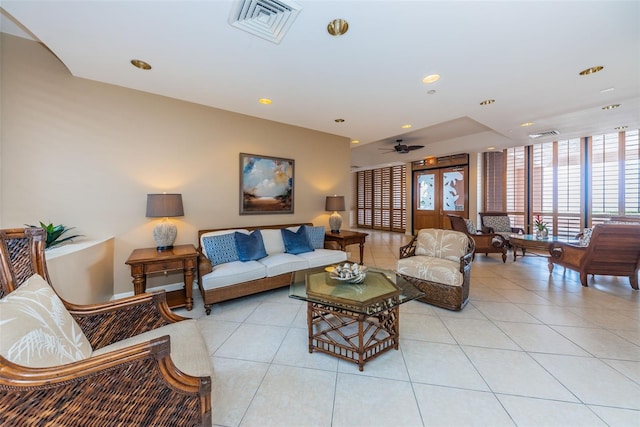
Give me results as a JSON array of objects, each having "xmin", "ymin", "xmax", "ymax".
[{"xmin": 413, "ymin": 166, "xmax": 468, "ymax": 232}]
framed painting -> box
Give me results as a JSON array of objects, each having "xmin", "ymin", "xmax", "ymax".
[{"xmin": 239, "ymin": 153, "xmax": 294, "ymax": 215}]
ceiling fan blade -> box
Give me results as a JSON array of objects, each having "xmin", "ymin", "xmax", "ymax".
[{"xmin": 407, "ymin": 145, "xmax": 424, "ymax": 151}]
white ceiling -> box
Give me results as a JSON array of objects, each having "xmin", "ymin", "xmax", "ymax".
[{"xmin": 1, "ymin": 1, "xmax": 639, "ymax": 169}]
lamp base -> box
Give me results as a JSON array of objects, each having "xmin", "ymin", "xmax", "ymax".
[
  {"xmin": 329, "ymin": 211, "xmax": 343, "ymax": 234},
  {"xmin": 153, "ymin": 219, "xmax": 177, "ymax": 250},
  {"xmin": 156, "ymin": 245, "xmax": 174, "ymax": 252}
]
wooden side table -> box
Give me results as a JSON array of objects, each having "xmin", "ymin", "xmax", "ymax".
[
  {"xmin": 324, "ymin": 230, "xmax": 369, "ymax": 264},
  {"xmin": 125, "ymin": 244, "xmax": 198, "ymax": 310}
]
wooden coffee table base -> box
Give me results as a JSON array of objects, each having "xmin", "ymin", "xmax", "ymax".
[{"xmin": 307, "ymin": 302, "xmax": 399, "ymax": 371}]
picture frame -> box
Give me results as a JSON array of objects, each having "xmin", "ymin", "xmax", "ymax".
[{"xmin": 239, "ymin": 153, "xmax": 294, "ymax": 215}]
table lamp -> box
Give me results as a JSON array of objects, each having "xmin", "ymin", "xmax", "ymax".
[
  {"xmin": 325, "ymin": 195, "xmax": 345, "ymax": 233},
  {"xmin": 146, "ymin": 193, "xmax": 184, "ymax": 250}
]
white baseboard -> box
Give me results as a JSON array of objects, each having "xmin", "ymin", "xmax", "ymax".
[{"xmin": 112, "ymin": 281, "xmax": 198, "ymax": 301}]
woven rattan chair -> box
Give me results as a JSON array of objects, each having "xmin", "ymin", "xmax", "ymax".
[
  {"xmin": 548, "ymin": 223, "xmax": 640, "ymax": 290},
  {"xmin": 397, "ymin": 229, "xmax": 474, "ymax": 311},
  {"xmin": 448, "ymin": 214, "xmax": 507, "ymax": 263},
  {"xmin": 0, "ymin": 228, "xmax": 212, "ymax": 426}
]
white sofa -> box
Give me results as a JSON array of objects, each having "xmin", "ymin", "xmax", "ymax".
[{"xmin": 197, "ymin": 223, "xmax": 347, "ymax": 315}]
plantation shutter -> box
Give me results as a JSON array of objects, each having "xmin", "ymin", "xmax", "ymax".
[
  {"xmin": 624, "ymin": 130, "xmax": 640, "ymax": 215},
  {"xmin": 484, "ymin": 151, "xmax": 504, "ymax": 211},
  {"xmin": 556, "ymin": 138, "xmax": 582, "ymax": 238},
  {"xmin": 356, "ymin": 165, "xmax": 406, "ymax": 232}
]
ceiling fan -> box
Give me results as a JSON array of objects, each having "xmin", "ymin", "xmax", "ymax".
[{"xmin": 379, "ymin": 139, "xmax": 425, "ymax": 154}]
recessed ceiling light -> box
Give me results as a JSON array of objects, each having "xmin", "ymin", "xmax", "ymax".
[
  {"xmin": 335, "ymin": 118, "xmax": 345, "ymax": 123},
  {"xmin": 520, "ymin": 122, "xmax": 534, "ymax": 127},
  {"xmin": 401, "ymin": 124, "xmax": 412, "ymax": 129},
  {"xmin": 422, "ymin": 74, "xmax": 440, "ymax": 84},
  {"xmin": 600, "ymin": 87, "xmax": 615, "ymax": 93},
  {"xmin": 130, "ymin": 59, "xmax": 151, "ymax": 70},
  {"xmin": 614, "ymin": 126, "xmax": 628, "ymax": 130},
  {"xmin": 327, "ymin": 19, "xmax": 349, "ymax": 36},
  {"xmin": 602, "ymin": 104, "xmax": 621, "ymax": 110},
  {"xmin": 351, "ymin": 140, "xmax": 360, "ymax": 144},
  {"xmin": 258, "ymin": 98, "xmax": 272, "ymax": 105},
  {"xmin": 480, "ymin": 99, "xmax": 495, "ymax": 106},
  {"xmin": 579, "ymin": 65, "xmax": 604, "ymax": 76},
  {"xmin": 427, "ymin": 89, "xmax": 436, "ymax": 95}
]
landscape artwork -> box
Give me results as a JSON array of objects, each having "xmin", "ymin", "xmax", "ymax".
[{"xmin": 240, "ymin": 153, "xmax": 294, "ymax": 215}]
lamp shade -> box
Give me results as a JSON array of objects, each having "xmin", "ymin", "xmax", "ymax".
[
  {"xmin": 325, "ymin": 195, "xmax": 345, "ymax": 212},
  {"xmin": 146, "ymin": 194, "xmax": 184, "ymax": 218}
]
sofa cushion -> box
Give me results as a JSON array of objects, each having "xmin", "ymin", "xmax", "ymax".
[
  {"xmin": 201, "ymin": 260, "xmax": 266, "ymax": 290},
  {"xmin": 303, "ymin": 225, "xmax": 326, "ymax": 249},
  {"xmin": 483, "ymin": 216, "xmax": 512, "ymax": 233},
  {"xmin": 397, "ymin": 256, "xmax": 464, "ymax": 287},
  {"xmin": 202, "ymin": 233, "xmax": 240, "ymax": 265},
  {"xmin": 93, "ymin": 319, "xmax": 213, "ymax": 378},
  {"xmin": 259, "ymin": 253, "xmax": 309, "ymax": 277},
  {"xmin": 281, "ymin": 227, "xmax": 314, "ymax": 254},
  {"xmin": 261, "ymin": 229, "xmax": 286, "ymax": 255},
  {"xmin": 297, "ymin": 248, "xmax": 348, "ymax": 268},
  {"xmin": 235, "ymin": 230, "xmax": 268, "ymax": 261},
  {"xmin": 0, "ymin": 274, "xmax": 92, "ymax": 367},
  {"xmin": 415, "ymin": 229, "xmax": 469, "ymax": 262}
]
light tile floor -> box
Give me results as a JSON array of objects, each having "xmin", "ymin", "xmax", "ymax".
[{"xmin": 176, "ymin": 229, "xmax": 640, "ymax": 427}]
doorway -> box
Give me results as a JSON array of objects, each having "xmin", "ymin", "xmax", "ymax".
[{"xmin": 412, "ymin": 159, "xmax": 468, "ymax": 233}]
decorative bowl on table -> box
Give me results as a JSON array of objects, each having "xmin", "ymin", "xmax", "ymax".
[{"xmin": 326, "ymin": 263, "xmax": 368, "ymax": 284}]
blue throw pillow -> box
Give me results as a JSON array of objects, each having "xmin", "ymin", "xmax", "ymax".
[
  {"xmin": 282, "ymin": 227, "xmax": 314, "ymax": 254},
  {"xmin": 202, "ymin": 233, "xmax": 240, "ymax": 265},
  {"xmin": 234, "ymin": 230, "xmax": 268, "ymax": 261},
  {"xmin": 303, "ymin": 225, "xmax": 325, "ymax": 249}
]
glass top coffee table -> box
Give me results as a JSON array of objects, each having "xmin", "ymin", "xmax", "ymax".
[
  {"xmin": 509, "ymin": 234, "xmax": 580, "ymax": 261},
  {"xmin": 289, "ymin": 267, "xmax": 424, "ymax": 371}
]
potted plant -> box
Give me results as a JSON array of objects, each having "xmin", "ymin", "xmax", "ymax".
[
  {"xmin": 533, "ymin": 215, "xmax": 549, "ymax": 239},
  {"xmin": 26, "ymin": 222, "xmax": 83, "ymax": 249}
]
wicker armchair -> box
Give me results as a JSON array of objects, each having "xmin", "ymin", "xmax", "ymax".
[
  {"xmin": 548, "ymin": 223, "xmax": 640, "ymax": 290},
  {"xmin": 448, "ymin": 214, "xmax": 507, "ymax": 262},
  {"xmin": 0, "ymin": 228, "xmax": 212, "ymax": 426},
  {"xmin": 397, "ymin": 229, "xmax": 474, "ymax": 311}
]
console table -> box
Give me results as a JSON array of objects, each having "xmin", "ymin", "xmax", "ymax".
[
  {"xmin": 324, "ymin": 230, "xmax": 368, "ymax": 264},
  {"xmin": 125, "ymin": 244, "xmax": 197, "ymax": 310}
]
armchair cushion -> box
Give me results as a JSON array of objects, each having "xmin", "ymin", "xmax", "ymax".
[
  {"xmin": 92, "ymin": 319, "xmax": 213, "ymax": 378},
  {"xmin": 0, "ymin": 274, "xmax": 92, "ymax": 367},
  {"xmin": 415, "ymin": 229, "xmax": 470, "ymax": 262},
  {"xmin": 482, "ymin": 215, "xmax": 513, "ymax": 233},
  {"xmin": 464, "ymin": 219, "xmax": 477, "ymax": 234},
  {"xmin": 579, "ymin": 227, "xmax": 593, "ymax": 247},
  {"xmin": 397, "ymin": 256, "xmax": 464, "ymax": 287}
]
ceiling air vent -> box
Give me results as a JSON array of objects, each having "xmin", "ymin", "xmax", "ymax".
[
  {"xmin": 529, "ymin": 129, "xmax": 560, "ymax": 139},
  {"xmin": 229, "ymin": 0, "xmax": 302, "ymax": 44}
]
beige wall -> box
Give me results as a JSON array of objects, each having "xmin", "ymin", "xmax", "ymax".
[{"xmin": 1, "ymin": 34, "xmax": 351, "ymax": 296}]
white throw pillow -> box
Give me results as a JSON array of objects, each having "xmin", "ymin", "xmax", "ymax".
[{"xmin": 0, "ymin": 274, "xmax": 92, "ymax": 367}]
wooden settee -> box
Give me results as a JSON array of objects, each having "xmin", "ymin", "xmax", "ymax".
[{"xmin": 548, "ymin": 223, "xmax": 640, "ymax": 290}]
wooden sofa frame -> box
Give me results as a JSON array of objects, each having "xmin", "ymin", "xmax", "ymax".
[{"xmin": 0, "ymin": 228, "xmax": 212, "ymax": 426}]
